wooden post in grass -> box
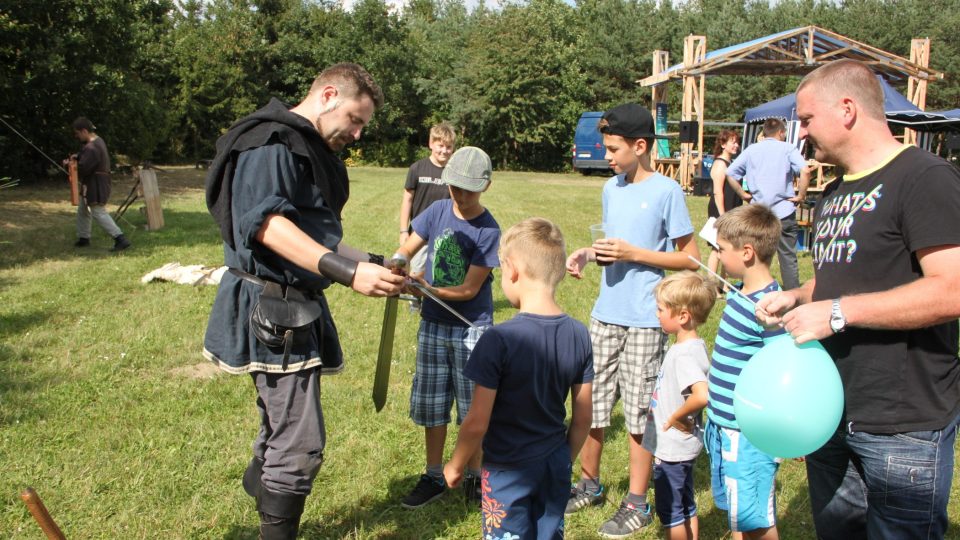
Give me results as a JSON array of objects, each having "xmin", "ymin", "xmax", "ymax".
[
  {"xmin": 139, "ymin": 166, "xmax": 164, "ymax": 231},
  {"xmin": 20, "ymin": 487, "xmax": 66, "ymax": 540},
  {"xmin": 67, "ymin": 158, "xmax": 79, "ymax": 206}
]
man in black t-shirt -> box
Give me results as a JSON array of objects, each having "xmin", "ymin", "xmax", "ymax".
[
  {"xmin": 757, "ymin": 60, "xmax": 960, "ymax": 540},
  {"xmin": 399, "ymin": 122, "xmax": 455, "ymax": 276}
]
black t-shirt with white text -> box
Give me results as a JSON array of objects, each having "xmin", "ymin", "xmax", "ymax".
[
  {"xmin": 404, "ymin": 158, "xmax": 450, "ymax": 228},
  {"xmin": 812, "ymin": 146, "xmax": 960, "ymax": 433}
]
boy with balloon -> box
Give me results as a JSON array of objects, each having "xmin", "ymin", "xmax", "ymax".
[{"xmin": 703, "ymin": 205, "xmax": 788, "ymax": 540}]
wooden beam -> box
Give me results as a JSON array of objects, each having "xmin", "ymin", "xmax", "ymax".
[
  {"xmin": 905, "ymin": 38, "xmax": 931, "ymax": 146},
  {"xmin": 680, "ymin": 35, "xmax": 706, "ymax": 191},
  {"xmin": 639, "ymin": 72, "xmax": 674, "ymax": 87},
  {"xmin": 651, "ymin": 50, "xmax": 670, "ymax": 160},
  {"xmin": 814, "ymin": 46, "xmax": 852, "ymax": 61}
]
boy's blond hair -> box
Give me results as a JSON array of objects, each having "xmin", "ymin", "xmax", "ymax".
[
  {"xmin": 429, "ymin": 122, "xmax": 456, "ymax": 146},
  {"xmin": 499, "ymin": 217, "xmax": 566, "ymax": 287},
  {"xmin": 715, "ymin": 204, "xmax": 781, "ymax": 265},
  {"xmin": 654, "ymin": 271, "xmax": 716, "ymax": 325}
]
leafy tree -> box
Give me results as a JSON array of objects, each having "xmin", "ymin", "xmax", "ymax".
[{"xmin": 0, "ymin": 0, "xmax": 174, "ymax": 178}]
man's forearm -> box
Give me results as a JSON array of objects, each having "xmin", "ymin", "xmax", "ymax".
[
  {"xmin": 841, "ymin": 274, "xmax": 960, "ymax": 330},
  {"xmin": 726, "ymin": 175, "xmax": 749, "ymax": 199}
]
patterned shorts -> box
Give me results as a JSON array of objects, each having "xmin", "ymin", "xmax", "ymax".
[
  {"xmin": 481, "ymin": 444, "xmax": 570, "ymax": 540},
  {"xmin": 409, "ymin": 319, "xmax": 487, "ymax": 427},
  {"xmin": 589, "ymin": 319, "xmax": 667, "ymax": 434}
]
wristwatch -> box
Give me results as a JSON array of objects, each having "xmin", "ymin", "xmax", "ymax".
[{"xmin": 830, "ymin": 298, "xmax": 846, "ymax": 333}]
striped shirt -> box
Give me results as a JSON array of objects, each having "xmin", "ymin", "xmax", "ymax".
[{"xmin": 707, "ymin": 280, "xmax": 786, "ymax": 429}]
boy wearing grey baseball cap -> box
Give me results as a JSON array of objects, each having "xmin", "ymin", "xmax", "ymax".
[{"xmin": 393, "ymin": 146, "xmax": 501, "ymax": 508}]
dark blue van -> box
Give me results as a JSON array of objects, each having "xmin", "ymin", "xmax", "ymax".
[{"xmin": 572, "ymin": 111, "xmax": 611, "ymax": 175}]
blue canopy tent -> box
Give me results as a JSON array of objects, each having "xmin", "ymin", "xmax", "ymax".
[
  {"xmin": 886, "ymin": 108, "xmax": 960, "ymax": 133},
  {"xmin": 744, "ymin": 76, "xmax": 920, "ymax": 124},
  {"xmin": 742, "ymin": 76, "xmax": 939, "ymax": 151}
]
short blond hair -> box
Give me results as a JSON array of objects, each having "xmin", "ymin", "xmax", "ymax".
[
  {"xmin": 429, "ymin": 122, "xmax": 456, "ymax": 146},
  {"xmin": 715, "ymin": 205, "xmax": 781, "ymax": 265},
  {"xmin": 499, "ymin": 217, "xmax": 566, "ymax": 287},
  {"xmin": 797, "ymin": 59, "xmax": 885, "ymax": 121},
  {"xmin": 654, "ymin": 271, "xmax": 716, "ymax": 325}
]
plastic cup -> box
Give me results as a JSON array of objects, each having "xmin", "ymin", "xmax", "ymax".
[{"xmin": 590, "ymin": 224, "xmax": 611, "ymax": 266}]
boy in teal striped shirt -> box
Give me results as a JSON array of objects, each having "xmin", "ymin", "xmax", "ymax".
[{"xmin": 706, "ymin": 204, "xmax": 787, "ymax": 540}]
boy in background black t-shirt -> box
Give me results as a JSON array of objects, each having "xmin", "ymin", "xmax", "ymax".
[
  {"xmin": 445, "ymin": 217, "xmax": 594, "ymax": 539},
  {"xmin": 399, "ymin": 122, "xmax": 455, "ymax": 277}
]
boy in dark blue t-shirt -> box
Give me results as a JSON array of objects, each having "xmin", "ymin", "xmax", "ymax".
[
  {"xmin": 394, "ymin": 147, "xmax": 501, "ymax": 509},
  {"xmin": 445, "ymin": 217, "xmax": 594, "ymax": 539}
]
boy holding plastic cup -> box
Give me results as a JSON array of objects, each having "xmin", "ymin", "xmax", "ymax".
[{"xmin": 565, "ymin": 103, "xmax": 700, "ymax": 538}]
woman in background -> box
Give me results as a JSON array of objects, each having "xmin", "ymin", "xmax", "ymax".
[{"xmin": 706, "ymin": 129, "xmax": 742, "ymax": 293}]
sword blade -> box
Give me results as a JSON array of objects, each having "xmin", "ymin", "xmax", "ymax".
[
  {"xmin": 372, "ymin": 295, "xmax": 399, "ymax": 412},
  {"xmin": 409, "ymin": 282, "xmax": 478, "ymax": 329}
]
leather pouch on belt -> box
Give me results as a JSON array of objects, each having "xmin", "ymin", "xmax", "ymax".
[{"xmin": 250, "ymin": 281, "xmax": 323, "ymax": 369}]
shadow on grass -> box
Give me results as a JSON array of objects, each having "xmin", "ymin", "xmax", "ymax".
[
  {"xmin": 0, "ymin": 342, "xmax": 43, "ymax": 427},
  {"xmin": 0, "ymin": 309, "xmax": 49, "ymax": 340},
  {"xmin": 0, "ymin": 207, "xmax": 221, "ymax": 270},
  {"xmin": 220, "ymin": 474, "xmax": 479, "ymax": 539}
]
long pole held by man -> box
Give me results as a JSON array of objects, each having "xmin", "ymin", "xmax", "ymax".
[
  {"xmin": 757, "ymin": 59, "xmax": 960, "ymax": 540},
  {"xmin": 201, "ymin": 63, "xmax": 404, "ymax": 539}
]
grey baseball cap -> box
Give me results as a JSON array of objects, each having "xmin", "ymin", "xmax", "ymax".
[{"xmin": 441, "ymin": 146, "xmax": 492, "ymax": 192}]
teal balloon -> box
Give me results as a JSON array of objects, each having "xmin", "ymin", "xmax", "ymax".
[{"xmin": 733, "ymin": 334, "xmax": 844, "ymax": 458}]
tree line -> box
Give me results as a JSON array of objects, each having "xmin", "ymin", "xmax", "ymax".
[{"xmin": 2, "ymin": 0, "xmax": 959, "ymax": 179}]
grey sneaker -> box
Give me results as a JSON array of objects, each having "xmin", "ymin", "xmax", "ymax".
[
  {"xmin": 401, "ymin": 474, "xmax": 446, "ymax": 509},
  {"xmin": 565, "ymin": 482, "xmax": 604, "ymax": 515},
  {"xmin": 597, "ymin": 499, "xmax": 652, "ymax": 539}
]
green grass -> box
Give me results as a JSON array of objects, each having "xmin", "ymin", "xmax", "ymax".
[{"xmin": 1, "ymin": 167, "xmax": 957, "ymax": 539}]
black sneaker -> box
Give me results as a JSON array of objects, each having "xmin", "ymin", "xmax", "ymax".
[
  {"xmin": 463, "ymin": 474, "xmax": 482, "ymax": 507},
  {"xmin": 597, "ymin": 499, "xmax": 652, "ymax": 539},
  {"xmin": 111, "ymin": 234, "xmax": 131, "ymax": 252},
  {"xmin": 74, "ymin": 237, "xmax": 90, "ymax": 247},
  {"xmin": 565, "ymin": 482, "xmax": 604, "ymax": 515},
  {"xmin": 401, "ymin": 474, "xmax": 446, "ymax": 509}
]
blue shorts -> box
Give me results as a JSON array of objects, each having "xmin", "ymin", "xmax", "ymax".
[
  {"xmin": 409, "ymin": 320, "xmax": 487, "ymax": 427},
  {"xmin": 481, "ymin": 444, "xmax": 570, "ymax": 540},
  {"xmin": 652, "ymin": 458, "xmax": 697, "ymax": 528},
  {"xmin": 703, "ymin": 418, "xmax": 779, "ymax": 532}
]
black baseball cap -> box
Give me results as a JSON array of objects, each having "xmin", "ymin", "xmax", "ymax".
[{"xmin": 601, "ymin": 103, "xmax": 665, "ymax": 139}]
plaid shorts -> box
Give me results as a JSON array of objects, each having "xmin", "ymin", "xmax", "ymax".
[
  {"xmin": 409, "ymin": 319, "xmax": 488, "ymax": 427},
  {"xmin": 589, "ymin": 319, "xmax": 667, "ymax": 434}
]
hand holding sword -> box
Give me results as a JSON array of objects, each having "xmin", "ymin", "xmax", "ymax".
[{"xmin": 373, "ymin": 254, "xmax": 478, "ymax": 411}]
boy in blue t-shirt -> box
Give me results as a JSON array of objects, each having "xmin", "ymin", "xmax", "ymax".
[
  {"xmin": 445, "ymin": 217, "xmax": 594, "ymax": 539},
  {"xmin": 706, "ymin": 204, "xmax": 787, "ymax": 540},
  {"xmin": 565, "ymin": 103, "xmax": 701, "ymax": 538},
  {"xmin": 394, "ymin": 146, "xmax": 501, "ymax": 509}
]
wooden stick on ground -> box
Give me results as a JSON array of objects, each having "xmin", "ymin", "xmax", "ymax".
[{"xmin": 20, "ymin": 487, "xmax": 66, "ymax": 540}]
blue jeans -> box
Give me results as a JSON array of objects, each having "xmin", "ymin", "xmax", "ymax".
[
  {"xmin": 777, "ymin": 216, "xmax": 799, "ymax": 290},
  {"xmin": 806, "ymin": 413, "xmax": 960, "ymax": 540}
]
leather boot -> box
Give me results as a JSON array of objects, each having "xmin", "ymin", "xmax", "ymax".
[
  {"xmin": 242, "ymin": 456, "xmax": 265, "ymax": 498},
  {"xmin": 257, "ymin": 485, "xmax": 306, "ymax": 540}
]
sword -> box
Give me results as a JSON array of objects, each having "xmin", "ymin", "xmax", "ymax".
[
  {"xmin": 407, "ymin": 282, "xmax": 478, "ymax": 330},
  {"xmin": 372, "ymin": 294, "xmax": 398, "ymax": 412}
]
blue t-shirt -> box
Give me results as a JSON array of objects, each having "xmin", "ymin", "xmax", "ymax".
[
  {"xmin": 726, "ymin": 139, "xmax": 806, "ymax": 220},
  {"xmin": 411, "ymin": 199, "xmax": 500, "ymax": 326},
  {"xmin": 464, "ymin": 313, "xmax": 594, "ymax": 466},
  {"xmin": 592, "ymin": 173, "xmax": 694, "ymax": 327},
  {"xmin": 707, "ymin": 281, "xmax": 787, "ymax": 429}
]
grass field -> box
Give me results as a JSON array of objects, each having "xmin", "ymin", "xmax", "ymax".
[{"xmin": 1, "ymin": 166, "xmax": 957, "ymax": 539}]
